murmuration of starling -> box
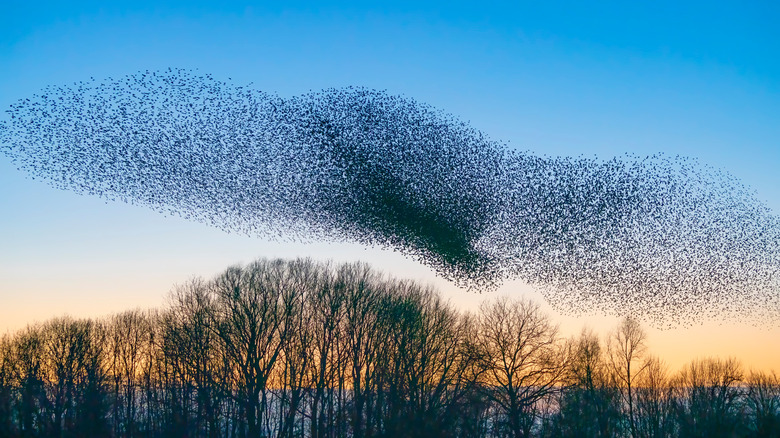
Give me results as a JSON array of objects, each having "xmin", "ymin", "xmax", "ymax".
[{"xmin": 1, "ymin": 69, "xmax": 778, "ymax": 327}]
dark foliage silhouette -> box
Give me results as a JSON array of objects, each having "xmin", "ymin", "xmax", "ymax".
[{"xmin": 0, "ymin": 258, "xmax": 778, "ymax": 437}]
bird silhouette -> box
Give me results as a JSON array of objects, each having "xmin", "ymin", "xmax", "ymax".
[{"xmin": 1, "ymin": 69, "xmax": 777, "ymax": 327}]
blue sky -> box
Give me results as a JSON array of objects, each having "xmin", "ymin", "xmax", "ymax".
[
  {"xmin": 3, "ymin": 1, "xmax": 778, "ymax": 204},
  {"xmin": 1, "ymin": 1, "xmax": 779, "ymax": 369}
]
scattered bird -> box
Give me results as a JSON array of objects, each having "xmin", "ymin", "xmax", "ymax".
[{"xmin": 1, "ymin": 69, "xmax": 777, "ymax": 327}]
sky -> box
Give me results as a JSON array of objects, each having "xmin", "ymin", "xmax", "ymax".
[{"xmin": 1, "ymin": 1, "xmax": 779, "ymax": 372}]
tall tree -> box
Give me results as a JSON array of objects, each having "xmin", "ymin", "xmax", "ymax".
[
  {"xmin": 473, "ymin": 297, "xmax": 569, "ymax": 438},
  {"xmin": 306, "ymin": 261, "xmax": 347, "ymax": 438},
  {"xmin": 672, "ymin": 357, "xmax": 746, "ymax": 438},
  {"xmin": 744, "ymin": 370, "xmax": 780, "ymax": 438},
  {"xmin": 106, "ymin": 310, "xmax": 152, "ymax": 438},
  {"xmin": 163, "ymin": 278, "xmax": 225, "ymax": 437},
  {"xmin": 41, "ymin": 317, "xmax": 108, "ymax": 438},
  {"xmin": 634, "ymin": 356, "xmax": 674, "ymax": 438},
  {"xmin": 12, "ymin": 325, "xmax": 48, "ymax": 437},
  {"xmin": 0, "ymin": 334, "xmax": 16, "ymax": 437},
  {"xmin": 607, "ymin": 316, "xmax": 649, "ymax": 438},
  {"xmin": 553, "ymin": 329, "xmax": 621, "ymax": 438},
  {"xmin": 211, "ymin": 259, "xmax": 300, "ymax": 437},
  {"xmin": 337, "ymin": 262, "xmax": 383, "ymax": 438}
]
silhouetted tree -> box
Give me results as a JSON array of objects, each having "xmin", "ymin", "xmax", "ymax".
[
  {"xmin": 672, "ymin": 357, "xmax": 746, "ymax": 438},
  {"xmin": 633, "ymin": 356, "xmax": 674, "ymax": 438},
  {"xmin": 372, "ymin": 280, "xmax": 477, "ymax": 437},
  {"xmin": 550, "ymin": 329, "xmax": 621, "ymax": 438},
  {"xmin": 473, "ymin": 297, "xmax": 569, "ymax": 438},
  {"xmin": 106, "ymin": 310, "xmax": 153, "ymax": 437},
  {"xmin": 3, "ymin": 257, "xmax": 780, "ymax": 437},
  {"xmin": 334, "ymin": 262, "xmax": 384, "ymax": 438},
  {"xmin": 212, "ymin": 259, "xmax": 301, "ymax": 437},
  {"xmin": 0, "ymin": 334, "xmax": 15, "ymax": 437},
  {"xmin": 306, "ymin": 261, "xmax": 347, "ymax": 438},
  {"xmin": 13, "ymin": 325, "xmax": 48, "ymax": 437},
  {"xmin": 162, "ymin": 278, "xmax": 227, "ymax": 437},
  {"xmin": 275, "ymin": 259, "xmax": 322, "ymax": 437},
  {"xmin": 40, "ymin": 317, "xmax": 109, "ymax": 438},
  {"xmin": 745, "ymin": 370, "xmax": 780, "ymax": 438},
  {"xmin": 607, "ymin": 316, "xmax": 649, "ymax": 438}
]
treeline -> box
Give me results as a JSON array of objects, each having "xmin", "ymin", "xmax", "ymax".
[{"xmin": 0, "ymin": 258, "xmax": 778, "ymax": 438}]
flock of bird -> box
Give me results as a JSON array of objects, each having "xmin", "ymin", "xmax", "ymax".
[{"xmin": 1, "ymin": 69, "xmax": 777, "ymax": 326}]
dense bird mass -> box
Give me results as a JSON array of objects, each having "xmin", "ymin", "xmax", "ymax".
[{"xmin": 1, "ymin": 69, "xmax": 778, "ymax": 326}]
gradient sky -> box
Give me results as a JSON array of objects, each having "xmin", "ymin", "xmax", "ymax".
[{"xmin": 1, "ymin": 1, "xmax": 779, "ymax": 372}]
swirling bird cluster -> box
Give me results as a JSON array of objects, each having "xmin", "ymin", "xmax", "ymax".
[{"xmin": 1, "ymin": 69, "xmax": 778, "ymax": 326}]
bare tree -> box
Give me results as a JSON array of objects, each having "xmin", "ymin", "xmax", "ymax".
[
  {"xmin": 41, "ymin": 317, "xmax": 79, "ymax": 437},
  {"xmin": 211, "ymin": 259, "xmax": 301, "ymax": 437},
  {"xmin": 163, "ymin": 277, "xmax": 226, "ymax": 437},
  {"xmin": 552, "ymin": 329, "xmax": 620, "ymax": 438},
  {"xmin": 12, "ymin": 325, "xmax": 48, "ymax": 437},
  {"xmin": 744, "ymin": 370, "xmax": 780, "ymax": 437},
  {"xmin": 41, "ymin": 317, "xmax": 108, "ymax": 437},
  {"xmin": 75, "ymin": 319, "xmax": 110, "ymax": 438},
  {"xmin": 106, "ymin": 309, "xmax": 153, "ymax": 437},
  {"xmin": 671, "ymin": 357, "xmax": 745, "ymax": 438},
  {"xmin": 337, "ymin": 262, "xmax": 384, "ymax": 438},
  {"xmin": 306, "ymin": 261, "xmax": 347, "ymax": 438},
  {"xmin": 607, "ymin": 316, "xmax": 649, "ymax": 438},
  {"xmin": 371, "ymin": 280, "xmax": 477, "ymax": 437},
  {"xmin": 275, "ymin": 258, "xmax": 323, "ymax": 438},
  {"xmin": 634, "ymin": 356, "xmax": 674, "ymax": 438},
  {"xmin": 473, "ymin": 297, "xmax": 569, "ymax": 438},
  {"xmin": 0, "ymin": 334, "xmax": 15, "ymax": 437},
  {"xmin": 139, "ymin": 309, "xmax": 171, "ymax": 437}
]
